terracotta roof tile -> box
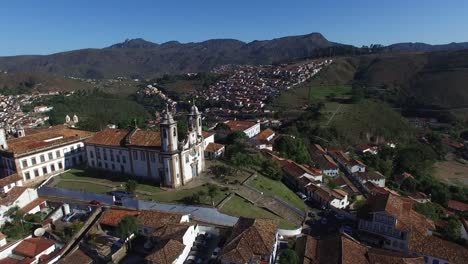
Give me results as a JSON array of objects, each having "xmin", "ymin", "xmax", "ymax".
[
  {"xmin": 19, "ymin": 198, "xmax": 45, "ymax": 214},
  {"xmin": 100, "ymin": 208, "xmax": 139, "ymax": 227},
  {"xmin": 0, "ymin": 186, "xmax": 27, "ymax": 206},
  {"xmin": 144, "ymin": 239, "xmax": 185, "ymax": 264},
  {"xmin": 151, "ymin": 224, "xmax": 190, "ymax": 242},
  {"xmin": 86, "ymin": 128, "xmax": 162, "ymax": 148},
  {"xmin": 255, "ymin": 129, "xmax": 275, "ymax": 141},
  {"xmin": 13, "ymin": 237, "xmax": 55, "ymax": 258},
  {"xmin": 447, "ymin": 200, "xmax": 468, "ymax": 212},
  {"xmin": 85, "ymin": 128, "xmax": 128, "ymax": 146},
  {"xmin": 205, "ymin": 142, "xmax": 225, "ymax": 152},
  {"xmin": 409, "ymin": 230, "xmax": 468, "ymax": 264},
  {"xmin": 59, "ymin": 248, "xmax": 93, "ymax": 264},
  {"xmin": 137, "ymin": 210, "xmax": 186, "ymax": 229},
  {"xmin": 2, "ymin": 125, "xmax": 93, "ymax": 156},
  {"xmin": 221, "ymin": 217, "xmax": 278, "ymax": 263},
  {"xmin": 0, "ymin": 174, "xmax": 22, "ymax": 188},
  {"xmin": 225, "ymin": 120, "xmax": 257, "ymax": 132}
]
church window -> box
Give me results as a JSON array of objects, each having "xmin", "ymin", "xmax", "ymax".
[
  {"xmin": 199, "ymin": 118, "xmax": 201, "ymax": 126},
  {"xmin": 173, "ymin": 127, "xmax": 176, "ymax": 137},
  {"xmin": 163, "ymin": 129, "xmax": 167, "ymax": 138},
  {"xmin": 186, "ymin": 155, "xmax": 189, "ymax": 163}
]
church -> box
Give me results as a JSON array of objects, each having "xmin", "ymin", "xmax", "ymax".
[{"xmin": 85, "ymin": 104, "xmax": 206, "ymax": 188}]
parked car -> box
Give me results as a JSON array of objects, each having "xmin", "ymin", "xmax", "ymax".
[
  {"xmin": 296, "ymin": 192, "xmax": 307, "ymax": 200},
  {"xmin": 63, "ymin": 213, "xmax": 76, "ymax": 222}
]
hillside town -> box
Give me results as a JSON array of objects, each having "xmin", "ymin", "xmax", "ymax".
[
  {"xmin": 198, "ymin": 60, "xmax": 332, "ymax": 114},
  {"xmin": 0, "ymin": 98, "xmax": 466, "ymax": 264}
]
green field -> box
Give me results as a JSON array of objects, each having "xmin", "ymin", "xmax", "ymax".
[
  {"xmin": 248, "ymin": 175, "xmax": 306, "ymax": 211},
  {"xmin": 219, "ymin": 195, "xmax": 297, "ymax": 229},
  {"xmin": 56, "ymin": 181, "xmax": 111, "ymax": 194}
]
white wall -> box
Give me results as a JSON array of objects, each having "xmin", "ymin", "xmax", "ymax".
[
  {"xmin": 244, "ymin": 123, "xmax": 261, "ymax": 138},
  {"xmin": 17, "ymin": 142, "xmax": 85, "ymax": 182}
]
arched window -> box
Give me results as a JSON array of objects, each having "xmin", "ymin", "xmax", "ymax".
[
  {"xmin": 173, "ymin": 127, "xmax": 176, "ymax": 137},
  {"xmin": 198, "ymin": 118, "xmax": 201, "ymax": 126},
  {"xmin": 163, "ymin": 129, "xmax": 167, "ymax": 139}
]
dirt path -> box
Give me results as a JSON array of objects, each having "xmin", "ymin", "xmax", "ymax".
[{"xmin": 325, "ymin": 104, "xmax": 342, "ymax": 126}]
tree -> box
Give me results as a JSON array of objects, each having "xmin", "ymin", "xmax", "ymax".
[
  {"xmin": 226, "ymin": 131, "xmax": 248, "ymax": 145},
  {"xmin": 207, "ymin": 184, "xmax": 219, "ymax": 206},
  {"xmin": 279, "ymin": 249, "xmax": 299, "ymax": 264},
  {"xmin": 262, "ymin": 159, "xmax": 283, "ymax": 181},
  {"xmin": 117, "ymin": 216, "xmax": 138, "ymax": 241},
  {"xmin": 443, "ymin": 217, "xmax": 461, "ymax": 242},
  {"xmin": 125, "ymin": 180, "xmax": 138, "ymax": 194},
  {"xmin": 414, "ymin": 202, "xmax": 446, "ymax": 221}
]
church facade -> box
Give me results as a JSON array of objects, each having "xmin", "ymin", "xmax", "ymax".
[{"xmin": 85, "ymin": 104, "xmax": 206, "ymax": 188}]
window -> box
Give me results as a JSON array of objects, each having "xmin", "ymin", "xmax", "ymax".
[
  {"xmin": 48, "ymin": 152, "xmax": 53, "ymax": 160},
  {"xmin": 56, "ymin": 150, "xmax": 61, "ymax": 157},
  {"xmin": 79, "ymin": 155, "xmax": 83, "ymax": 162},
  {"xmin": 22, "ymin": 160, "xmax": 28, "ymax": 168},
  {"xmin": 91, "ymin": 161, "xmax": 95, "ymax": 167},
  {"xmin": 112, "ymin": 164, "xmax": 115, "ymax": 170},
  {"xmin": 31, "ymin": 157, "xmax": 37, "ymax": 165},
  {"xmin": 122, "ymin": 156, "xmax": 127, "ymax": 164},
  {"xmin": 116, "ymin": 155, "xmax": 120, "ymax": 163},
  {"xmin": 42, "ymin": 167, "xmax": 48, "ymax": 175},
  {"xmin": 40, "ymin": 155, "xmax": 45, "ymax": 162},
  {"xmin": 89, "ymin": 151, "xmax": 94, "ymax": 158},
  {"xmin": 186, "ymin": 155, "xmax": 189, "ymax": 163},
  {"xmin": 150, "ymin": 153, "xmax": 155, "ymax": 162},
  {"xmin": 58, "ymin": 162, "xmax": 63, "ymax": 169},
  {"xmin": 103, "ymin": 152, "xmax": 107, "ymax": 160},
  {"xmin": 159, "ymin": 155, "xmax": 163, "ymax": 163},
  {"xmin": 173, "ymin": 127, "xmax": 176, "ymax": 137},
  {"xmin": 104, "ymin": 163, "xmax": 108, "ymax": 169},
  {"xmin": 133, "ymin": 151, "xmax": 137, "ymax": 160},
  {"xmin": 34, "ymin": 169, "xmax": 39, "ymax": 177},
  {"xmin": 432, "ymin": 260, "xmax": 439, "ymax": 264},
  {"xmin": 140, "ymin": 151, "xmax": 146, "ymax": 161},
  {"xmin": 24, "ymin": 172, "xmax": 31, "ymax": 180},
  {"xmin": 163, "ymin": 129, "xmax": 167, "ymax": 138},
  {"xmin": 98, "ymin": 161, "xmax": 102, "ymax": 168},
  {"xmin": 110, "ymin": 153, "xmax": 114, "ymax": 162},
  {"xmin": 50, "ymin": 164, "xmax": 55, "ymax": 172}
]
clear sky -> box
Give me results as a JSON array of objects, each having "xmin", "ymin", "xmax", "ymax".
[{"xmin": 1, "ymin": 0, "xmax": 468, "ymax": 56}]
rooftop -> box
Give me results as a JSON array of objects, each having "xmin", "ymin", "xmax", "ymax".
[
  {"xmin": 86, "ymin": 128, "xmax": 161, "ymax": 148},
  {"xmin": 221, "ymin": 217, "xmax": 278, "ymax": 264},
  {"xmin": 137, "ymin": 210, "xmax": 186, "ymax": 229},
  {"xmin": 0, "ymin": 174, "xmax": 22, "ymax": 188},
  {"xmin": 205, "ymin": 142, "xmax": 225, "ymax": 152},
  {"xmin": 99, "ymin": 208, "xmax": 139, "ymax": 227},
  {"xmin": 2, "ymin": 125, "xmax": 93, "ymax": 156},
  {"xmin": 255, "ymin": 128, "xmax": 275, "ymax": 141},
  {"xmin": 224, "ymin": 120, "xmax": 257, "ymax": 132},
  {"xmin": 447, "ymin": 200, "xmax": 468, "ymax": 212},
  {"xmin": 144, "ymin": 239, "xmax": 185, "ymax": 264},
  {"xmin": 13, "ymin": 237, "xmax": 55, "ymax": 258},
  {"xmin": 0, "ymin": 187, "xmax": 27, "ymax": 206}
]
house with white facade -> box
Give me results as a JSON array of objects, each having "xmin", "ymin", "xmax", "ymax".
[
  {"xmin": 355, "ymin": 171, "xmax": 386, "ymax": 188},
  {"xmin": 0, "ymin": 173, "xmax": 23, "ymax": 194},
  {"xmin": 305, "ymin": 184, "xmax": 349, "ymax": 209},
  {"xmin": 328, "ymin": 150, "xmax": 366, "ymax": 175},
  {"xmin": 224, "ymin": 120, "xmax": 260, "ymax": 138},
  {"xmin": 0, "ymin": 187, "xmax": 45, "ymax": 226},
  {"xmin": 253, "ymin": 128, "xmax": 275, "ymax": 150},
  {"xmin": 358, "ymin": 192, "xmax": 468, "ymax": 264},
  {"xmin": 0, "ymin": 125, "xmax": 93, "ymax": 183},
  {"xmin": 85, "ymin": 104, "xmax": 207, "ymax": 189}
]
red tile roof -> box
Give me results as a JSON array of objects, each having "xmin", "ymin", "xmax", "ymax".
[
  {"xmin": 85, "ymin": 128, "xmax": 128, "ymax": 146},
  {"xmin": 0, "ymin": 174, "xmax": 22, "ymax": 188},
  {"xmin": 409, "ymin": 230, "xmax": 468, "ymax": 264},
  {"xmin": 145, "ymin": 239, "xmax": 185, "ymax": 264},
  {"xmin": 86, "ymin": 128, "xmax": 162, "ymax": 148},
  {"xmin": 255, "ymin": 129, "xmax": 275, "ymax": 141},
  {"xmin": 13, "ymin": 237, "xmax": 55, "ymax": 258},
  {"xmin": 2, "ymin": 125, "xmax": 93, "ymax": 156},
  {"xmin": 0, "ymin": 187, "xmax": 27, "ymax": 206},
  {"xmin": 59, "ymin": 248, "xmax": 92, "ymax": 264},
  {"xmin": 447, "ymin": 200, "xmax": 468, "ymax": 212},
  {"xmin": 100, "ymin": 208, "xmax": 139, "ymax": 227},
  {"xmin": 137, "ymin": 210, "xmax": 186, "ymax": 229},
  {"xmin": 225, "ymin": 120, "xmax": 257, "ymax": 132},
  {"xmin": 221, "ymin": 218, "xmax": 278, "ymax": 264},
  {"xmin": 19, "ymin": 198, "xmax": 45, "ymax": 214},
  {"xmin": 205, "ymin": 142, "xmax": 225, "ymax": 152}
]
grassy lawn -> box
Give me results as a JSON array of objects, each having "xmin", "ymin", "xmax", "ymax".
[
  {"xmin": 248, "ymin": 175, "xmax": 306, "ymax": 211},
  {"xmin": 138, "ymin": 184, "xmax": 229, "ymax": 206},
  {"xmin": 205, "ymin": 160, "xmax": 252, "ymax": 184},
  {"xmin": 219, "ymin": 195, "xmax": 298, "ymax": 229},
  {"xmin": 308, "ymin": 85, "xmax": 351, "ymax": 100},
  {"xmin": 55, "ymin": 181, "xmax": 111, "ymax": 194}
]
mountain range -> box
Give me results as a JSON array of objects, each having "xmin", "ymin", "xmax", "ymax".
[{"xmin": 1, "ymin": 32, "xmax": 467, "ymax": 79}]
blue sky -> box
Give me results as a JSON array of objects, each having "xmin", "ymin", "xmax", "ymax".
[{"xmin": 1, "ymin": 0, "xmax": 468, "ymax": 56}]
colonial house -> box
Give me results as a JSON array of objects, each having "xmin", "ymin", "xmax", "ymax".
[
  {"xmin": 7, "ymin": 237, "xmax": 56, "ymax": 264},
  {"xmin": 85, "ymin": 104, "xmax": 207, "ymax": 188},
  {"xmin": 312, "ymin": 154, "xmax": 340, "ymax": 177},
  {"xmin": 355, "ymin": 171, "xmax": 386, "ymax": 188},
  {"xmin": 355, "ymin": 144, "xmax": 378, "ymax": 155},
  {"xmin": 224, "ymin": 120, "xmax": 261, "ymax": 138},
  {"xmin": 328, "ymin": 150, "xmax": 366, "ymax": 175},
  {"xmin": 295, "ymin": 234, "xmax": 424, "ymax": 264},
  {"xmin": 0, "ymin": 173, "xmax": 23, "ymax": 194},
  {"xmin": 0, "ymin": 187, "xmax": 46, "ymax": 226},
  {"xmin": 305, "ymin": 184, "xmax": 349, "ymax": 209},
  {"xmin": 253, "ymin": 128, "xmax": 275, "ymax": 150},
  {"xmin": 447, "ymin": 200, "xmax": 468, "ymax": 214},
  {"xmin": 281, "ymin": 159, "xmax": 322, "ymax": 190},
  {"xmin": 220, "ymin": 217, "xmax": 279, "ymax": 264},
  {"xmin": 358, "ymin": 192, "xmax": 468, "ymax": 264},
  {"xmin": 0, "ymin": 125, "xmax": 93, "ymax": 183},
  {"xmin": 136, "ymin": 210, "xmax": 190, "ymax": 236},
  {"xmin": 205, "ymin": 142, "xmax": 225, "ymax": 159}
]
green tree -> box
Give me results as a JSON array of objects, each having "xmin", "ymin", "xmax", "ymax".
[
  {"xmin": 261, "ymin": 159, "xmax": 283, "ymax": 181},
  {"xmin": 414, "ymin": 202, "xmax": 446, "ymax": 221},
  {"xmin": 117, "ymin": 216, "xmax": 138, "ymax": 240},
  {"xmin": 279, "ymin": 249, "xmax": 299, "ymax": 264},
  {"xmin": 125, "ymin": 180, "xmax": 138, "ymax": 194},
  {"xmin": 443, "ymin": 217, "xmax": 461, "ymax": 242}
]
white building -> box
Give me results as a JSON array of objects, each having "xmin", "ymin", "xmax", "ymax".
[
  {"xmin": 0, "ymin": 187, "xmax": 44, "ymax": 226},
  {"xmin": 85, "ymin": 104, "xmax": 207, "ymax": 188},
  {"xmin": 355, "ymin": 171, "xmax": 386, "ymax": 188},
  {"xmin": 305, "ymin": 184, "xmax": 349, "ymax": 209},
  {"xmin": 0, "ymin": 125, "xmax": 93, "ymax": 183},
  {"xmin": 224, "ymin": 120, "xmax": 261, "ymax": 138}
]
